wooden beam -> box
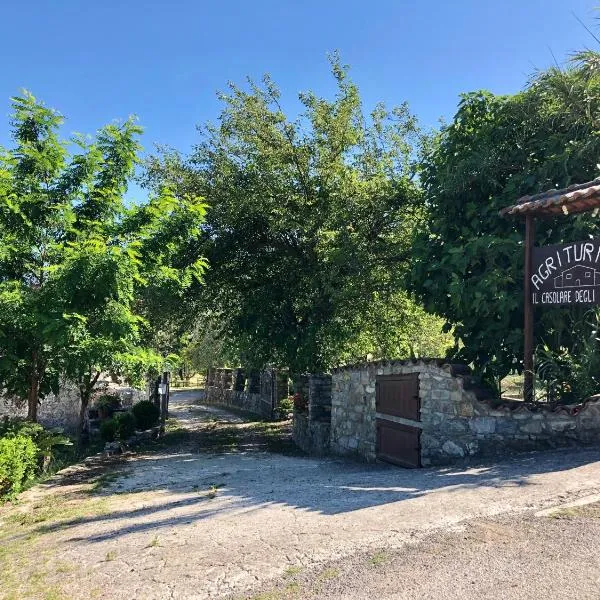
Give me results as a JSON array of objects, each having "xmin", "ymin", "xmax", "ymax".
[{"xmin": 523, "ymin": 214, "xmax": 535, "ymax": 402}]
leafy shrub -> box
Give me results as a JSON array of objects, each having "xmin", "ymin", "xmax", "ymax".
[
  {"xmin": 95, "ymin": 394, "xmax": 121, "ymax": 418},
  {"xmin": 0, "ymin": 435, "xmax": 38, "ymax": 499},
  {"xmin": 114, "ymin": 412, "xmax": 136, "ymax": 440},
  {"xmin": 275, "ymin": 396, "xmax": 294, "ymax": 420},
  {"xmin": 100, "ymin": 418, "xmax": 117, "ymax": 443},
  {"xmin": 132, "ymin": 400, "xmax": 160, "ymax": 430},
  {"xmin": 0, "ymin": 417, "xmax": 71, "ymax": 470}
]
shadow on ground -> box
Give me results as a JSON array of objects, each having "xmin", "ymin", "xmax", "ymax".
[{"xmin": 19, "ymin": 390, "xmax": 600, "ymax": 545}]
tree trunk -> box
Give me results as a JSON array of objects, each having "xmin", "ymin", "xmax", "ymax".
[
  {"xmin": 77, "ymin": 392, "xmax": 89, "ymax": 448},
  {"xmin": 27, "ymin": 367, "xmax": 39, "ymax": 422},
  {"xmin": 77, "ymin": 371, "xmax": 101, "ymax": 447}
]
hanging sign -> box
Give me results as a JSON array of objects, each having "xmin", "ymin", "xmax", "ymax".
[{"xmin": 532, "ymin": 240, "xmax": 600, "ymax": 306}]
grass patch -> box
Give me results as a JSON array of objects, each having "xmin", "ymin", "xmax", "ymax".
[
  {"xmin": 283, "ymin": 566, "xmax": 303, "ymax": 578},
  {"xmin": 250, "ymin": 583, "xmax": 301, "ymax": 600},
  {"xmin": 368, "ymin": 550, "xmax": 390, "ymax": 567},
  {"xmin": 0, "ymin": 489, "xmax": 114, "ymax": 598},
  {"xmin": 146, "ymin": 535, "xmax": 160, "ymax": 548},
  {"xmin": 317, "ymin": 567, "xmax": 340, "ymax": 581},
  {"xmin": 5, "ymin": 495, "xmax": 110, "ymax": 529},
  {"xmin": 547, "ymin": 502, "xmax": 600, "ymax": 520},
  {"xmin": 88, "ymin": 470, "xmax": 123, "ymax": 493}
]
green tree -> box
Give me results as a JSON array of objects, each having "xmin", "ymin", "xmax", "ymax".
[
  {"xmin": 0, "ymin": 92, "xmax": 207, "ymax": 427},
  {"xmin": 145, "ymin": 56, "xmax": 447, "ymax": 372},
  {"xmin": 411, "ymin": 52, "xmax": 600, "ymax": 388}
]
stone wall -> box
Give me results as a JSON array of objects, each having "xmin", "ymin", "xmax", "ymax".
[
  {"xmin": 291, "ymin": 374, "xmax": 332, "ymax": 455},
  {"xmin": 331, "ymin": 359, "xmax": 600, "ymax": 466},
  {"xmin": 204, "ymin": 367, "xmax": 289, "ymax": 420},
  {"xmin": 0, "ymin": 378, "xmax": 147, "ymax": 433}
]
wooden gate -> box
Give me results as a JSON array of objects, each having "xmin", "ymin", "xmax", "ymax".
[{"xmin": 376, "ymin": 374, "xmax": 421, "ymax": 468}]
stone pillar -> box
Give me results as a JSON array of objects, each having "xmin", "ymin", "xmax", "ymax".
[
  {"xmin": 247, "ymin": 370, "xmax": 261, "ymax": 394},
  {"xmin": 308, "ymin": 374, "xmax": 332, "ymax": 423},
  {"xmin": 215, "ymin": 369, "xmax": 223, "ymax": 388},
  {"xmin": 233, "ymin": 369, "xmax": 246, "ymax": 392},
  {"xmin": 292, "ymin": 374, "xmax": 309, "ymax": 398},
  {"xmin": 275, "ymin": 369, "xmax": 289, "ymax": 403},
  {"xmin": 222, "ymin": 368, "xmax": 233, "ymax": 390}
]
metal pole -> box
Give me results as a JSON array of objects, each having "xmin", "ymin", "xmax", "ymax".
[{"xmin": 523, "ymin": 214, "xmax": 535, "ymax": 402}]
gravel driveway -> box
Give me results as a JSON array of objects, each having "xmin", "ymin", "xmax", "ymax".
[{"xmin": 2, "ymin": 389, "xmax": 600, "ymax": 599}]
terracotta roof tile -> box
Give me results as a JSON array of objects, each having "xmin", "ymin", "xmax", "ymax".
[{"xmin": 500, "ymin": 178, "xmax": 600, "ymax": 217}]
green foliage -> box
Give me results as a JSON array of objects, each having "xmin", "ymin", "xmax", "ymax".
[
  {"xmin": 0, "ymin": 92, "xmax": 208, "ymax": 426},
  {"xmin": 0, "ymin": 417, "xmax": 71, "ymax": 470},
  {"xmin": 132, "ymin": 400, "xmax": 160, "ymax": 430},
  {"xmin": 94, "ymin": 394, "xmax": 121, "ymax": 417},
  {"xmin": 99, "ymin": 418, "xmax": 117, "ymax": 443},
  {"xmin": 0, "ymin": 435, "xmax": 37, "ymax": 498},
  {"xmin": 275, "ymin": 396, "xmax": 294, "ymax": 420},
  {"xmin": 0, "ymin": 435, "xmax": 38, "ymax": 499},
  {"xmin": 114, "ymin": 411, "xmax": 136, "ymax": 440},
  {"xmin": 411, "ymin": 52, "xmax": 600, "ymax": 386},
  {"xmin": 145, "ymin": 55, "xmax": 447, "ymax": 371},
  {"xmin": 535, "ymin": 310, "xmax": 600, "ymax": 403}
]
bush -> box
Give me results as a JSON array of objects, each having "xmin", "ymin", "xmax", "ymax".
[
  {"xmin": 132, "ymin": 401, "xmax": 160, "ymax": 430},
  {"xmin": 0, "ymin": 417, "xmax": 71, "ymax": 471},
  {"xmin": 100, "ymin": 418, "xmax": 117, "ymax": 443},
  {"xmin": 275, "ymin": 396, "xmax": 294, "ymax": 420},
  {"xmin": 114, "ymin": 412, "xmax": 136, "ymax": 441},
  {"xmin": 95, "ymin": 394, "xmax": 121, "ymax": 418},
  {"xmin": 0, "ymin": 435, "xmax": 38, "ymax": 499}
]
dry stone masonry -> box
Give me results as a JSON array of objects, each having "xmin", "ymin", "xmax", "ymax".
[
  {"xmin": 204, "ymin": 367, "xmax": 289, "ymax": 420},
  {"xmin": 326, "ymin": 359, "xmax": 600, "ymax": 466},
  {"xmin": 0, "ymin": 378, "xmax": 146, "ymax": 433},
  {"xmin": 292, "ymin": 374, "xmax": 332, "ymax": 456}
]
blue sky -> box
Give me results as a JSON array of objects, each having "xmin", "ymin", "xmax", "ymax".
[{"xmin": 0, "ymin": 0, "xmax": 598, "ymax": 198}]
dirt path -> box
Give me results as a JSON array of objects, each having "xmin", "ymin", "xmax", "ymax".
[
  {"xmin": 253, "ymin": 501, "xmax": 600, "ymax": 599},
  {"xmin": 2, "ymin": 391, "xmax": 600, "ymax": 600}
]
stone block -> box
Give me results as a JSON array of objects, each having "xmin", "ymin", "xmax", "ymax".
[
  {"xmin": 512, "ymin": 410, "xmax": 533, "ymax": 420},
  {"xmin": 441, "ymin": 418, "xmax": 468, "ymax": 434},
  {"xmin": 469, "ymin": 417, "xmax": 496, "ymax": 435},
  {"xmin": 421, "ymin": 433, "xmax": 441, "ymax": 450},
  {"xmin": 431, "ymin": 389, "xmax": 451, "ymax": 401},
  {"xmin": 495, "ymin": 419, "xmax": 518, "ymax": 435},
  {"xmin": 466, "ymin": 440, "xmax": 479, "ymax": 455},
  {"xmin": 450, "ymin": 390, "xmax": 463, "ymax": 403},
  {"xmin": 456, "ymin": 402, "xmax": 474, "ymax": 417},
  {"xmin": 422, "ymin": 411, "xmax": 445, "ymax": 427},
  {"xmin": 442, "ymin": 440, "xmax": 465, "ymax": 457},
  {"xmin": 519, "ymin": 420, "xmax": 543, "ymax": 435},
  {"xmin": 548, "ymin": 419, "xmax": 576, "ymax": 432}
]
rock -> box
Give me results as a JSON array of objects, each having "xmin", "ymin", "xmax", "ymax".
[
  {"xmin": 441, "ymin": 419, "xmax": 468, "ymax": 434},
  {"xmin": 519, "ymin": 420, "xmax": 543, "ymax": 435},
  {"xmin": 469, "ymin": 417, "xmax": 496, "ymax": 434},
  {"xmin": 442, "ymin": 440, "xmax": 465, "ymax": 457},
  {"xmin": 466, "ymin": 440, "xmax": 479, "ymax": 455}
]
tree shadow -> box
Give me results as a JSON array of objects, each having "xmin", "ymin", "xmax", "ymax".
[
  {"xmin": 27, "ymin": 443, "xmax": 600, "ymax": 545},
  {"xmin": 18, "ymin": 394, "xmax": 600, "ymax": 546}
]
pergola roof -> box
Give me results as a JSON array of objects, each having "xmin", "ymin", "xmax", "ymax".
[{"xmin": 500, "ymin": 178, "xmax": 600, "ymax": 218}]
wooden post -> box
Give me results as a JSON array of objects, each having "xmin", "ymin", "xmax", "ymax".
[
  {"xmin": 159, "ymin": 371, "xmax": 170, "ymax": 434},
  {"xmin": 523, "ymin": 214, "xmax": 535, "ymax": 402}
]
